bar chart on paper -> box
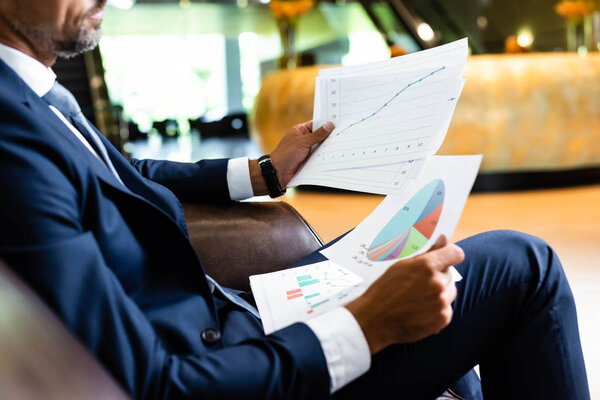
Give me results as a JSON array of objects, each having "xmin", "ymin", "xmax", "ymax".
[
  {"xmin": 250, "ymin": 261, "xmax": 365, "ymax": 334},
  {"xmin": 284, "ymin": 264, "xmax": 364, "ymax": 314},
  {"xmin": 286, "ymin": 274, "xmax": 330, "ymax": 315},
  {"xmin": 367, "ymin": 179, "xmax": 445, "ymax": 261},
  {"xmin": 285, "ymin": 275, "xmax": 329, "ymax": 314}
]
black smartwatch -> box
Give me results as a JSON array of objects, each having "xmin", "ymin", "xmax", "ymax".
[{"xmin": 258, "ymin": 155, "xmax": 286, "ymax": 198}]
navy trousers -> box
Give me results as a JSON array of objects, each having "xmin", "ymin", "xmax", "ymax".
[{"xmin": 288, "ymin": 230, "xmax": 590, "ymax": 399}]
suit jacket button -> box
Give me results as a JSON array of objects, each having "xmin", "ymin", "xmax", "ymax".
[{"xmin": 201, "ymin": 328, "xmax": 221, "ymax": 345}]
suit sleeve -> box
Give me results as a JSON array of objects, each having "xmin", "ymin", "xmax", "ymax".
[
  {"xmin": 130, "ymin": 158, "xmax": 232, "ymax": 203},
  {"xmin": 0, "ymin": 111, "xmax": 330, "ymax": 399}
]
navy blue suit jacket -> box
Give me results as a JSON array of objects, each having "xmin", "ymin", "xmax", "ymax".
[{"xmin": 0, "ymin": 59, "xmax": 329, "ymax": 399}]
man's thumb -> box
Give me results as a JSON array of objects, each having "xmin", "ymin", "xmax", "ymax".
[
  {"xmin": 309, "ymin": 121, "xmax": 335, "ymax": 143},
  {"xmin": 429, "ymin": 235, "xmax": 448, "ymax": 252}
]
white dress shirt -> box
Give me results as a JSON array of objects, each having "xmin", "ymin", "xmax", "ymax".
[{"xmin": 0, "ymin": 42, "xmax": 371, "ymax": 393}]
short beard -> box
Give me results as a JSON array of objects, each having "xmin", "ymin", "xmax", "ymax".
[
  {"xmin": 52, "ymin": 24, "xmax": 102, "ymax": 59},
  {"xmin": 10, "ymin": 4, "xmax": 102, "ymax": 60}
]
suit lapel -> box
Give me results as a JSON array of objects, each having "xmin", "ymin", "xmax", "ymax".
[
  {"xmin": 0, "ymin": 57, "xmax": 32, "ymax": 106},
  {"xmin": 1, "ymin": 58, "xmax": 216, "ymax": 301},
  {"xmin": 92, "ymin": 126, "xmax": 185, "ymax": 224},
  {"xmin": 0, "ymin": 58, "xmax": 127, "ymax": 194},
  {"xmin": 1, "ymin": 58, "xmax": 186, "ymax": 232}
]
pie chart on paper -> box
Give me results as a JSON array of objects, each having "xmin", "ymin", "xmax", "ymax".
[{"xmin": 367, "ymin": 179, "xmax": 445, "ymax": 261}]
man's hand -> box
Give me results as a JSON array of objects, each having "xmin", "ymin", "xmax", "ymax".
[
  {"xmin": 250, "ymin": 120, "xmax": 334, "ymax": 196},
  {"xmin": 345, "ymin": 236, "xmax": 465, "ymax": 354}
]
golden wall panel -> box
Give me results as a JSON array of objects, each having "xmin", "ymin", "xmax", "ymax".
[{"xmin": 253, "ymin": 53, "xmax": 600, "ymax": 172}]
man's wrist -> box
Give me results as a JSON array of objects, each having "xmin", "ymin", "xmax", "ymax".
[
  {"xmin": 249, "ymin": 156, "xmax": 286, "ymax": 198},
  {"xmin": 249, "ymin": 159, "xmax": 269, "ymax": 196},
  {"xmin": 344, "ymin": 297, "xmax": 386, "ymax": 355}
]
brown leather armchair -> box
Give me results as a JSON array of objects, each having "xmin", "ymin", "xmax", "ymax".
[
  {"xmin": 183, "ymin": 201, "xmax": 323, "ymax": 291},
  {"xmin": 0, "ymin": 201, "xmax": 324, "ymax": 398}
]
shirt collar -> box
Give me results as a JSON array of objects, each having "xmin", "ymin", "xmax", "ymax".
[{"xmin": 0, "ymin": 42, "xmax": 56, "ymax": 97}]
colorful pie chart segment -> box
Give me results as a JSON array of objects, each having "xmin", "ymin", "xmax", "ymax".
[{"xmin": 367, "ymin": 179, "xmax": 445, "ymax": 261}]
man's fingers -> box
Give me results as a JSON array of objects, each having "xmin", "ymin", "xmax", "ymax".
[
  {"xmin": 425, "ymin": 244, "xmax": 465, "ymax": 272},
  {"xmin": 297, "ymin": 120, "xmax": 313, "ymax": 134},
  {"xmin": 443, "ymin": 280, "xmax": 458, "ymax": 304},
  {"xmin": 436, "ymin": 268, "xmax": 453, "ymax": 289},
  {"xmin": 305, "ymin": 121, "xmax": 335, "ymax": 144}
]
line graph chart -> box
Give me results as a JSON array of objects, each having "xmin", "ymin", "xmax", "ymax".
[
  {"xmin": 313, "ymin": 38, "xmax": 467, "ymax": 131},
  {"xmin": 335, "ymin": 66, "xmax": 446, "ymax": 136},
  {"xmin": 304, "ymin": 76, "xmax": 464, "ymax": 172},
  {"xmin": 288, "ymin": 38, "xmax": 468, "ymax": 195}
]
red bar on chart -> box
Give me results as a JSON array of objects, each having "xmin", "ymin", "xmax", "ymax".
[{"xmin": 287, "ymin": 292, "xmax": 303, "ymax": 300}]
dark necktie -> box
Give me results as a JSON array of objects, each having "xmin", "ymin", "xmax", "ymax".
[{"xmin": 42, "ymin": 81, "xmax": 123, "ymax": 185}]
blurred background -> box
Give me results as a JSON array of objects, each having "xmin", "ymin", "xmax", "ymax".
[
  {"xmin": 58, "ymin": 0, "xmax": 600, "ymax": 191},
  {"xmin": 55, "ymin": 2, "xmax": 599, "ymax": 394}
]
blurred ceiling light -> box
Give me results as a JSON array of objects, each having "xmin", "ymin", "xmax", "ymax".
[
  {"xmin": 417, "ymin": 23, "xmax": 435, "ymax": 42},
  {"xmin": 258, "ymin": 0, "xmax": 271, "ymax": 4},
  {"xmin": 107, "ymin": 0, "xmax": 135, "ymax": 10},
  {"xmin": 517, "ymin": 29, "xmax": 534, "ymax": 48},
  {"xmin": 476, "ymin": 16, "xmax": 488, "ymax": 29}
]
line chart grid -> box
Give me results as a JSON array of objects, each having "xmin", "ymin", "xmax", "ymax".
[
  {"xmin": 335, "ymin": 66, "xmax": 446, "ymax": 136},
  {"xmin": 288, "ymin": 38, "xmax": 469, "ymax": 195}
]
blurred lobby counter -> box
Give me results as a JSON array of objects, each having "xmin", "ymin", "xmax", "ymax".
[{"xmin": 253, "ymin": 53, "xmax": 600, "ymax": 173}]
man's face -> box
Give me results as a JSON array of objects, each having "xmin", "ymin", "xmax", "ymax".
[{"xmin": 1, "ymin": 0, "xmax": 106, "ymax": 58}]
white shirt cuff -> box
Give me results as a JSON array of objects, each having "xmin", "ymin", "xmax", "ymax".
[
  {"xmin": 305, "ymin": 307, "xmax": 371, "ymax": 393},
  {"xmin": 226, "ymin": 157, "xmax": 254, "ymax": 201}
]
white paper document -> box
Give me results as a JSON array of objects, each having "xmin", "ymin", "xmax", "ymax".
[
  {"xmin": 251, "ymin": 155, "xmax": 482, "ymax": 334},
  {"xmin": 320, "ymin": 155, "xmax": 482, "ymax": 284},
  {"xmin": 290, "ymin": 159, "xmax": 426, "ymax": 195},
  {"xmin": 288, "ymin": 38, "xmax": 469, "ymax": 195},
  {"xmin": 250, "ymin": 260, "xmax": 366, "ymax": 335}
]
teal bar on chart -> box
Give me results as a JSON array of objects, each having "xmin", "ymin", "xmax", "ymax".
[{"xmin": 299, "ymin": 279, "xmax": 320, "ymax": 287}]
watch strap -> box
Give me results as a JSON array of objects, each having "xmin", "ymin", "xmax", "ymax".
[{"xmin": 258, "ymin": 155, "xmax": 286, "ymax": 198}]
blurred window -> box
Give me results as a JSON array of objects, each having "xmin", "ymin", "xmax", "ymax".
[
  {"xmin": 99, "ymin": 2, "xmax": 391, "ymax": 131},
  {"xmin": 100, "ymin": 0, "xmax": 583, "ymax": 134},
  {"xmin": 101, "ymin": 33, "xmax": 227, "ymax": 131}
]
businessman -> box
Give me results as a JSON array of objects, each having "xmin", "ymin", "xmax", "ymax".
[{"xmin": 0, "ymin": 0, "xmax": 590, "ymax": 399}]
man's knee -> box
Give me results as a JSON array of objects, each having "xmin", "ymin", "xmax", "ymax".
[{"xmin": 457, "ymin": 230, "xmax": 566, "ymax": 291}]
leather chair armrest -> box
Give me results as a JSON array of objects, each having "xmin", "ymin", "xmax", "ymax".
[{"xmin": 183, "ymin": 201, "xmax": 324, "ymax": 291}]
